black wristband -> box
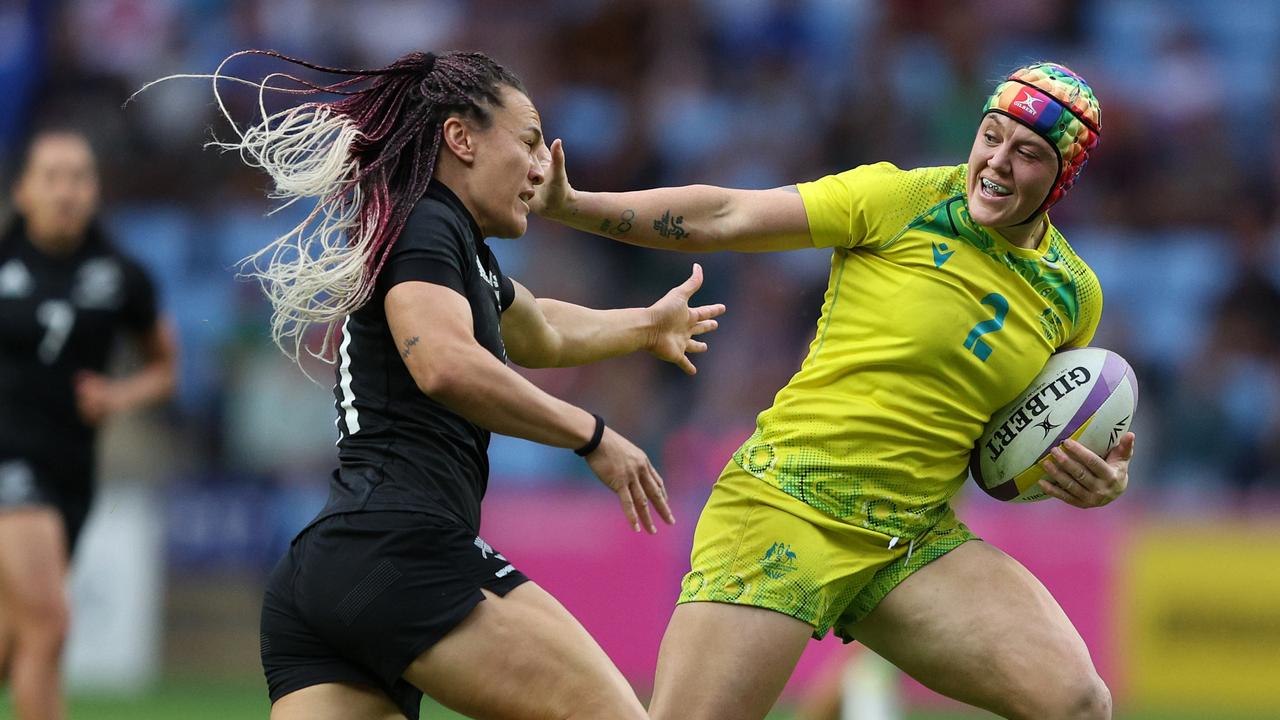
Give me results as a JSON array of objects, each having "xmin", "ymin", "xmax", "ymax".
[{"xmin": 574, "ymin": 413, "xmax": 606, "ymax": 457}]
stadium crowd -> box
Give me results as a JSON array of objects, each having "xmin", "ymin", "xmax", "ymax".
[{"xmin": 2, "ymin": 0, "xmax": 1277, "ymax": 513}]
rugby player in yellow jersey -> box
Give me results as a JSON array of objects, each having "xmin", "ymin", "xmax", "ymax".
[{"xmin": 534, "ymin": 62, "xmax": 1135, "ymax": 720}]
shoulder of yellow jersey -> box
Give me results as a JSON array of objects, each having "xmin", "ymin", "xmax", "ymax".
[
  {"xmin": 797, "ymin": 163, "xmax": 967, "ymax": 249},
  {"xmin": 1044, "ymin": 225, "xmax": 1104, "ymax": 348}
]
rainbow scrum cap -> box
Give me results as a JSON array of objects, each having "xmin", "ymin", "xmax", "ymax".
[{"xmin": 982, "ymin": 62, "xmax": 1101, "ymax": 220}]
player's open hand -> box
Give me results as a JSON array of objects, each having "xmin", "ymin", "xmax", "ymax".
[
  {"xmin": 586, "ymin": 427, "xmax": 675, "ymax": 534},
  {"xmin": 1038, "ymin": 433, "xmax": 1135, "ymax": 508},
  {"xmin": 645, "ymin": 263, "xmax": 726, "ymax": 375},
  {"xmin": 529, "ymin": 138, "xmax": 574, "ymax": 220}
]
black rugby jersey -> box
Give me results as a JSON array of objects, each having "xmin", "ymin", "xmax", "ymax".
[
  {"xmin": 320, "ymin": 180, "xmax": 515, "ymax": 530},
  {"xmin": 0, "ymin": 217, "xmax": 158, "ymax": 467}
]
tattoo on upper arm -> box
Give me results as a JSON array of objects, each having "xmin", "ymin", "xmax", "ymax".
[
  {"xmin": 782, "ymin": 185, "xmax": 799, "ymax": 194},
  {"xmin": 400, "ymin": 336, "xmax": 420, "ymax": 359},
  {"xmin": 599, "ymin": 218, "xmax": 612, "ymax": 232},
  {"xmin": 606, "ymin": 209, "xmax": 635, "ymax": 236},
  {"xmin": 653, "ymin": 210, "xmax": 689, "ymax": 239}
]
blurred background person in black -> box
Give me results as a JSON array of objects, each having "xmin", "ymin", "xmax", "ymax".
[{"xmin": 0, "ymin": 129, "xmax": 176, "ymax": 720}]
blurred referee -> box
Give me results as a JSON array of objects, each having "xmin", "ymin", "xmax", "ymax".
[{"xmin": 0, "ymin": 129, "xmax": 177, "ymax": 720}]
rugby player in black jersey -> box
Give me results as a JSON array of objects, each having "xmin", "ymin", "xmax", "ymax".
[
  {"xmin": 173, "ymin": 50, "xmax": 724, "ymax": 719},
  {"xmin": 0, "ymin": 129, "xmax": 177, "ymax": 720}
]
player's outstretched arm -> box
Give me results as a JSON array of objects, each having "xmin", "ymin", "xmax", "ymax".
[
  {"xmin": 502, "ymin": 264, "xmax": 724, "ymax": 374},
  {"xmin": 532, "ymin": 138, "xmax": 812, "ymax": 253},
  {"xmin": 387, "ymin": 281, "xmax": 675, "ymax": 533}
]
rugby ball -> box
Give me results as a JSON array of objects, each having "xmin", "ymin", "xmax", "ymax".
[{"xmin": 971, "ymin": 347, "xmax": 1138, "ymax": 503}]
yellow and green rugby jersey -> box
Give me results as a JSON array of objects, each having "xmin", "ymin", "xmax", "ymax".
[{"xmin": 732, "ymin": 162, "xmax": 1102, "ymax": 539}]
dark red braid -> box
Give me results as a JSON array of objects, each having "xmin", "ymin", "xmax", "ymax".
[{"xmin": 229, "ymin": 49, "xmax": 525, "ymax": 306}]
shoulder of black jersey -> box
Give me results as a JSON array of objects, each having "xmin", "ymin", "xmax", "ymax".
[
  {"xmin": 420, "ymin": 180, "xmax": 483, "ymax": 241},
  {"xmin": 397, "ymin": 197, "xmax": 470, "ymax": 254}
]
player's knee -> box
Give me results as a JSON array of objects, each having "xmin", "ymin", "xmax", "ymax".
[
  {"xmin": 12, "ymin": 593, "xmax": 70, "ymax": 650},
  {"xmin": 1062, "ymin": 673, "xmax": 1112, "ymax": 720},
  {"xmin": 1015, "ymin": 672, "xmax": 1111, "ymax": 720}
]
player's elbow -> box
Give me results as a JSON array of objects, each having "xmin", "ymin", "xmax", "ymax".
[
  {"xmin": 408, "ymin": 356, "xmax": 461, "ymax": 399},
  {"xmin": 503, "ymin": 320, "xmax": 564, "ymax": 369},
  {"xmin": 156, "ymin": 357, "xmax": 179, "ymax": 400},
  {"xmin": 506, "ymin": 346, "xmax": 557, "ymax": 369},
  {"xmin": 681, "ymin": 187, "xmax": 738, "ymax": 252},
  {"xmin": 698, "ymin": 189, "xmax": 775, "ymax": 252},
  {"xmin": 145, "ymin": 320, "xmax": 180, "ymax": 401}
]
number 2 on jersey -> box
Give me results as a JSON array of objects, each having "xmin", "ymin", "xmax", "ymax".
[
  {"xmin": 36, "ymin": 300, "xmax": 75, "ymax": 365},
  {"xmin": 964, "ymin": 293, "xmax": 1008, "ymax": 362}
]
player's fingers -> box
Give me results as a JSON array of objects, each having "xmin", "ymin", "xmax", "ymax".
[
  {"xmin": 691, "ymin": 319, "xmax": 719, "ymax": 335},
  {"xmin": 1038, "ymin": 477, "xmax": 1087, "ymax": 508},
  {"xmin": 1051, "ymin": 452, "xmax": 1111, "ymax": 504},
  {"xmin": 1108, "ymin": 432, "xmax": 1136, "ymax": 462},
  {"xmin": 1061, "ymin": 439, "xmax": 1111, "ymax": 476},
  {"xmin": 551, "ymin": 137, "xmax": 565, "ymax": 169},
  {"xmin": 1049, "ymin": 446, "xmax": 1095, "ymax": 486},
  {"xmin": 1057, "ymin": 442, "xmax": 1117, "ymax": 495},
  {"xmin": 1041, "ymin": 458, "xmax": 1091, "ymax": 503},
  {"xmin": 643, "ymin": 464, "xmax": 676, "ymax": 525},
  {"xmin": 615, "ymin": 484, "xmax": 640, "ymax": 533},
  {"xmin": 685, "ymin": 339, "xmax": 709, "ymax": 354},
  {"xmin": 676, "ymin": 263, "xmax": 704, "ymax": 296},
  {"xmin": 692, "ymin": 303, "xmax": 727, "ymax": 321},
  {"xmin": 629, "ymin": 480, "xmax": 657, "ymax": 534},
  {"xmin": 677, "ymin": 356, "xmax": 697, "ymax": 375}
]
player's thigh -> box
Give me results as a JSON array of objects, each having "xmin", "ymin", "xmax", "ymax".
[
  {"xmin": 0, "ymin": 507, "xmax": 69, "ymax": 621},
  {"xmin": 649, "ymin": 601, "xmax": 813, "ymax": 720},
  {"xmin": 847, "ymin": 540, "xmax": 1108, "ymax": 720},
  {"xmin": 403, "ymin": 581, "xmax": 646, "ymax": 720},
  {"xmin": 270, "ymin": 681, "xmax": 406, "ymax": 720}
]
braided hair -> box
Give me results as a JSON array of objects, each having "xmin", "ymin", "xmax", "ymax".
[{"xmin": 138, "ymin": 50, "xmax": 525, "ymax": 364}]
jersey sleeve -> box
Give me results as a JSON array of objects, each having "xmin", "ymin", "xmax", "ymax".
[
  {"xmin": 118, "ymin": 258, "xmax": 159, "ymax": 333},
  {"xmin": 377, "ymin": 201, "xmax": 469, "ymax": 297},
  {"xmin": 1062, "ymin": 260, "xmax": 1103, "ymax": 348},
  {"xmin": 795, "ymin": 162, "xmax": 903, "ymax": 249},
  {"xmin": 498, "ymin": 274, "xmax": 515, "ymax": 312}
]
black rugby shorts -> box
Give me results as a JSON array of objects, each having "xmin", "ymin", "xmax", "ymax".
[
  {"xmin": 0, "ymin": 455, "xmax": 93, "ymax": 555},
  {"xmin": 259, "ymin": 510, "xmax": 528, "ymax": 719}
]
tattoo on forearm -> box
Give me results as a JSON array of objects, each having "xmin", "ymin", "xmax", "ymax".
[
  {"xmin": 599, "ymin": 218, "xmax": 612, "ymax": 232},
  {"xmin": 400, "ymin": 336, "xmax": 420, "ymax": 359},
  {"xmin": 606, "ymin": 209, "xmax": 635, "ymax": 236},
  {"xmin": 653, "ymin": 210, "xmax": 689, "ymax": 239}
]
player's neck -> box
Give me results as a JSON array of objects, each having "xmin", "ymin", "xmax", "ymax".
[
  {"xmin": 999, "ymin": 216, "xmax": 1046, "ymax": 249},
  {"xmin": 25, "ymin": 228, "xmax": 83, "ymax": 258}
]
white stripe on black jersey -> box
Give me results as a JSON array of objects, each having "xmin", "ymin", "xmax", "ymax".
[{"xmin": 319, "ymin": 181, "xmax": 515, "ymax": 531}]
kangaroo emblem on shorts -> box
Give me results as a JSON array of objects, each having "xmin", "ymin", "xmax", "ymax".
[{"xmin": 759, "ymin": 542, "xmax": 798, "ymax": 580}]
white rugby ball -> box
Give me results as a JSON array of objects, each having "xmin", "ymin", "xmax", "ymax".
[{"xmin": 971, "ymin": 347, "xmax": 1138, "ymax": 503}]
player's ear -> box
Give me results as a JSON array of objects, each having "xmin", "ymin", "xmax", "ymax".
[{"xmin": 440, "ymin": 117, "xmax": 477, "ymax": 165}]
